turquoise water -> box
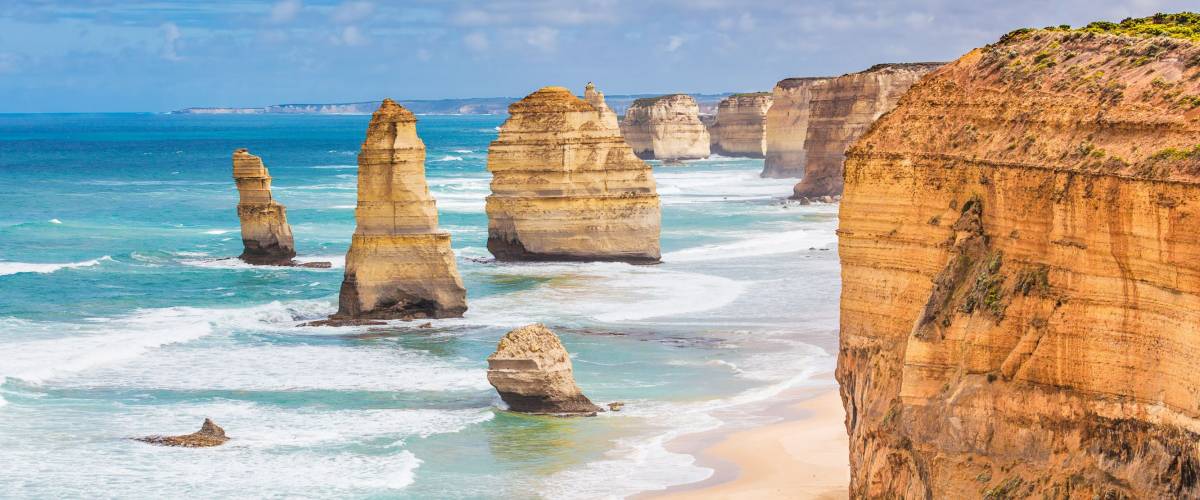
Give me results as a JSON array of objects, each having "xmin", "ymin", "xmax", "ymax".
[{"xmin": 0, "ymin": 113, "xmax": 840, "ymax": 498}]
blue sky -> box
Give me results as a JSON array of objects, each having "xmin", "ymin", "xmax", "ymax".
[{"xmin": 0, "ymin": 0, "xmax": 1193, "ymax": 111}]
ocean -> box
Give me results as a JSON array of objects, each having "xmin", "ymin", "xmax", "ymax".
[{"xmin": 0, "ymin": 113, "xmax": 840, "ymax": 498}]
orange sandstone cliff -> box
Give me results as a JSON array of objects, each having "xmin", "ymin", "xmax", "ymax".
[
  {"xmin": 486, "ymin": 86, "xmax": 661, "ymax": 263},
  {"xmin": 620, "ymin": 94, "xmax": 711, "ymax": 162},
  {"xmin": 794, "ymin": 62, "xmax": 941, "ymax": 199},
  {"xmin": 838, "ymin": 18, "xmax": 1200, "ymax": 498},
  {"xmin": 232, "ymin": 148, "xmax": 296, "ymax": 265},
  {"xmin": 762, "ymin": 77, "xmax": 830, "ymax": 178},
  {"xmin": 331, "ymin": 99, "xmax": 467, "ymax": 320},
  {"xmin": 710, "ymin": 92, "xmax": 773, "ymax": 158}
]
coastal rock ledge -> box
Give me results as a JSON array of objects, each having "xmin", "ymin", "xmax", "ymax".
[
  {"xmin": 485, "ymin": 86, "xmax": 661, "ymax": 263},
  {"xmin": 838, "ymin": 17, "xmax": 1200, "ymax": 499},
  {"xmin": 486, "ymin": 324, "xmax": 601, "ymax": 416},
  {"xmin": 233, "ymin": 148, "xmax": 296, "ymax": 265},
  {"xmin": 326, "ymin": 99, "xmax": 467, "ymax": 323},
  {"xmin": 135, "ymin": 418, "xmax": 229, "ymax": 447}
]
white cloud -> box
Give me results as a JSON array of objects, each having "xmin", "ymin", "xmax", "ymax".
[
  {"xmin": 454, "ymin": 9, "xmax": 502, "ymax": 26},
  {"xmin": 665, "ymin": 35, "xmax": 685, "ymax": 52},
  {"xmin": 269, "ymin": 0, "xmax": 302, "ymax": 24},
  {"xmin": 331, "ymin": 25, "xmax": 367, "ymax": 46},
  {"xmin": 160, "ymin": 22, "xmax": 181, "ymax": 61},
  {"xmin": 520, "ymin": 26, "xmax": 559, "ymax": 52},
  {"xmin": 416, "ymin": 48, "xmax": 432, "ymax": 61},
  {"xmin": 333, "ymin": 1, "xmax": 374, "ymax": 24},
  {"xmin": 0, "ymin": 53, "xmax": 21, "ymax": 74},
  {"xmin": 464, "ymin": 31, "xmax": 489, "ymax": 52}
]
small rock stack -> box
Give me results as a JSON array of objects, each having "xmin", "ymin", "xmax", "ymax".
[
  {"xmin": 232, "ymin": 149, "xmax": 296, "ymax": 265},
  {"xmin": 486, "ymin": 324, "xmax": 601, "ymax": 415}
]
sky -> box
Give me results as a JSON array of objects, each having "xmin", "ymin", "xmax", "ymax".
[{"xmin": 0, "ymin": 0, "xmax": 1194, "ymax": 112}]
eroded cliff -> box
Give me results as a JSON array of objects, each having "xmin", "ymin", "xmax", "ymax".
[
  {"xmin": 762, "ymin": 77, "xmax": 831, "ymax": 178},
  {"xmin": 331, "ymin": 99, "xmax": 467, "ymax": 321},
  {"xmin": 485, "ymin": 86, "xmax": 661, "ymax": 263},
  {"xmin": 710, "ymin": 92, "xmax": 772, "ymax": 158},
  {"xmin": 839, "ymin": 16, "xmax": 1200, "ymax": 498},
  {"xmin": 583, "ymin": 82, "xmax": 620, "ymax": 131},
  {"xmin": 232, "ymin": 148, "xmax": 296, "ymax": 265},
  {"xmin": 619, "ymin": 94, "xmax": 711, "ymax": 162},
  {"xmin": 794, "ymin": 63, "xmax": 942, "ymax": 199}
]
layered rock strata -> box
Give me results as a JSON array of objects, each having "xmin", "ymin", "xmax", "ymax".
[
  {"xmin": 486, "ymin": 86, "xmax": 661, "ymax": 263},
  {"xmin": 709, "ymin": 92, "xmax": 772, "ymax": 158},
  {"xmin": 619, "ymin": 94, "xmax": 710, "ymax": 161},
  {"xmin": 838, "ymin": 22, "xmax": 1200, "ymax": 498},
  {"xmin": 136, "ymin": 418, "xmax": 229, "ymax": 447},
  {"xmin": 794, "ymin": 62, "xmax": 942, "ymax": 198},
  {"xmin": 761, "ymin": 77, "xmax": 831, "ymax": 178},
  {"xmin": 486, "ymin": 323, "xmax": 601, "ymax": 415},
  {"xmin": 330, "ymin": 99, "xmax": 466, "ymax": 321},
  {"xmin": 233, "ymin": 149, "xmax": 296, "ymax": 265},
  {"xmin": 583, "ymin": 82, "xmax": 619, "ymax": 130}
]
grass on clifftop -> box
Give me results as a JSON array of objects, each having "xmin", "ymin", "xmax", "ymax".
[{"xmin": 1003, "ymin": 12, "xmax": 1200, "ymax": 43}]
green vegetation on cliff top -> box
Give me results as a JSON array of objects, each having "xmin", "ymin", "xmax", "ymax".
[{"xmin": 1003, "ymin": 12, "xmax": 1200, "ymax": 42}]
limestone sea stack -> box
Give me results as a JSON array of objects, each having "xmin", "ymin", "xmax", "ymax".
[
  {"xmin": 761, "ymin": 77, "xmax": 831, "ymax": 178},
  {"xmin": 838, "ymin": 16, "xmax": 1200, "ymax": 498},
  {"xmin": 330, "ymin": 99, "xmax": 466, "ymax": 321},
  {"xmin": 485, "ymin": 86, "xmax": 661, "ymax": 263},
  {"xmin": 135, "ymin": 418, "xmax": 229, "ymax": 447},
  {"xmin": 486, "ymin": 324, "xmax": 601, "ymax": 415},
  {"xmin": 792, "ymin": 62, "xmax": 941, "ymax": 198},
  {"xmin": 583, "ymin": 82, "xmax": 619, "ymax": 130},
  {"xmin": 709, "ymin": 92, "xmax": 772, "ymax": 158},
  {"xmin": 232, "ymin": 149, "xmax": 296, "ymax": 265},
  {"xmin": 619, "ymin": 94, "xmax": 711, "ymax": 162}
]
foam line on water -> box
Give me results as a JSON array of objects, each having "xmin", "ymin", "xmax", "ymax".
[
  {"xmin": 663, "ymin": 227, "xmax": 837, "ymax": 263},
  {"xmin": 0, "ymin": 256, "xmax": 112, "ymax": 276}
]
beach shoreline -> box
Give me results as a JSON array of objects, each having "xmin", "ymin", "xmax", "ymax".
[{"xmin": 637, "ymin": 383, "xmax": 849, "ymax": 499}]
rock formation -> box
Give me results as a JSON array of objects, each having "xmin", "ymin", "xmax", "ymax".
[
  {"xmin": 709, "ymin": 92, "xmax": 772, "ymax": 158},
  {"xmin": 329, "ymin": 99, "xmax": 467, "ymax": 321},
  {"xmin": 761, "ymin": 77, "xmax": 831, "ymax": 178},
  {"xmin": 838, "ymin": 17, "xmax": 1200, "ymax": 498},
  {"xmin": 583, "ymin": 82, "xmax": 619, "ymax": 130},
  {"xmin": 233, "ymin": 149, "xmax": 296, "ymax": 265},
  {"xmin": 135, "ymin": 418, "xmax": 229, "ymax": 447},
  {"xmin": 619, "ymin": 94, "xmax": 710, "ymax": 162},
  {"xmin": 486, "ymin": 323, "xmax": 601, "ymax": 415},
  {"xmin": 791, "ymin": 63, "xmax": 941, "ymax": 198},
  {"xmin": 485, "ymin": 86, "xmax": 661, "ymax": 263}
]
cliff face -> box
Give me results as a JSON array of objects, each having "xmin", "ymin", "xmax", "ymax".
[
  {"xmin": 333, "ymin": 99, "xmax": 467, "ymax": 320},
  {"xmin": 486, "ymin": 86, "xmax": 661, "ymax": 263},
  {"xmin": 619, "ymin": 94, "xmax": 711, "ymax": 161},
  {"xmin": 232, "ymin": 149, "xmax": 296, "ymax": 265},
  {"xmin": 839, "ymin": 24, "xmax": 1200, "ymax": 499},
  {"xmin": 794, "ymin": 63, "xmax": 942, "ymax": 198},
  {"xmin": 762, "ymin": 77, "xmax": 830, "ymax": 178},
  {"xmin": 583, "ymin": 82, "xmax": 620, "ymax": 130},
  {"xmin": 710, "ymin": 93, "xmax": 773, "ymax": 158}
]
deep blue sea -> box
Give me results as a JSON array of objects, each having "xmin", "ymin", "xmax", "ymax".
[{"xmin": 0, "ymin": 113, "xmax": 840, "ymax": 498}]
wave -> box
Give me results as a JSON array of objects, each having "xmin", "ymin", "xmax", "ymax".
[
  {"xmin": 434, "ymin": 155, "xmax": 464, "ymax": 162},
  {"xmin": 48, "ymin": 218, "xmax": 62, "ymax": 224},
  {"xmin": 663, "ymin": 227, "xmax": 836, "ymax": 263},
  {"xmin": 0, "ymin": 256, "xmax": 112, "ymax": 277},
  {"xmin": 203, "ymin": 229, "xmax": 235, "ymax": 235},
  {"xmin": 310, "ymin": 164, "xmax": 357, "ymax": 169},
  {"xmin": 452, "ymin": 149, "xmax": 473, "ymax": 154},
  {"xmin": 179, "ymin": 255, "xmax": 344, "ymax": 270}
]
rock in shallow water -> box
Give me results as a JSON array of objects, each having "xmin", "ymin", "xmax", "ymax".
[
  {"xmin": 135, "ymin": 418, "xmax": 229, "ymax": 448},
  {"xmin": 232, "ymin": 149, "xmax": 296, "ymax": 266},
  {"xmin": 486, "ymin": 324, "xmax": 601, "ymax": 416}
]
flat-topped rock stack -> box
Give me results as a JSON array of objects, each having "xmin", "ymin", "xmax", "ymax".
[
  {"xmin": 583, "ymin": 82, "xmax": 620, "ymax": 131},
  {"xmin": 485, "ymin": 86, "xmax": 661, "ymax": 263},
  {"xmin": 619, "ymin": 94, "xmax": 710, "ymax": 162},
  {"xmin": 328, "ymin": 99, "xmax": 467, "ymax": 321},
  {"xmin": 709, "ymin": 92, "xmax": 773, "ymax": 158},
  {"xmin": 486, "ymin": 324, "xmax": 602, "ymax": 416},
  {"xmin": 761, "ymin": 77, "xmax": 831, "ymax": 178},
  {"xmin": 232, "ymin": 149, "xmax": 296, "ymax": 265},
  {"xmin": 792, "ymin": 62, "xmax": 942, "ymax": 199}
]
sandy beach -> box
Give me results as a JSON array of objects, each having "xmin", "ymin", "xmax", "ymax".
[{"xmin": 648, "ymin": 390, "xmax": 849, "ymax": 499}]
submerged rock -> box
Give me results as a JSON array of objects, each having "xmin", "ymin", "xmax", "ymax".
[
  {"xmin": 327, "ymin": 99, "xmax": 467, "ymax": 323},
  {"xmin": 485, "ymin": 86, "xmax": 661, "ymax": 263},
  {"xmin": 486, "ymin": 324, "xmax": 601, "ymax": 416},
  {"xmin": 135, "ymin": 418, "xmax": 229, "ymax": 447},
  {"xmin": 620, "ymin": 94, "xmax": 710, "ymax": 162},
  {"xmin": 232, "ymin": 149, "xmax": 296, "ymax": 265}
]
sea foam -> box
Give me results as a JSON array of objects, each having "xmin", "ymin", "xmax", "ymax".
[{"xmin": 0, "ymin": 256, "xmax": 112, "ymax": 277}]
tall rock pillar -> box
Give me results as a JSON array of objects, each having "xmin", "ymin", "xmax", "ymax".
[{"xmin": 232, "ymin": 148, "xmax": 296, "ymax": 265}]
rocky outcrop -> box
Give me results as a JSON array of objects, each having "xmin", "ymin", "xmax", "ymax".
[
  {"xmin": 709, "ymin": 92, "xmax": 772, "ymax": 158},
  {"xmin": 619, "ymin": 94, "xmax": 710, "ymax": 162},
  {"xmin": 486, "ymin": 323, "xmax": 601, "ymax": 415},
  {"xmin": 485, "ymin": 86, "xmax": 661, "ymax": 263},
  {"xmin": 329, "ymin": 99, "xmax": 467, "ymax": 321},
  {"xmin": 838, "ymin": 19, "xmax": 1200, "ymax": 499},
  {"xmin": 583, "ymin": 82, "xmax": 619, "ymax": 130},
  {"xmin": 761, "ymin": 77, "xmax": 831, "ymax": 178},
  {"xmin": 136, "ymin": 418, "xmax": 229, "ymax": 447},
  {"xmin": 794, "ymin": 63, "xmax": 942, "ymax": 198},
  {"xmin": 233, "ymin": 149, "xmax": 296, "ymax": 265}
]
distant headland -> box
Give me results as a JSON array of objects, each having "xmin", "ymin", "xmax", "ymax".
[{"xmin": 170, "ymin": 93, "xmax": 733, "ymax": 116}]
